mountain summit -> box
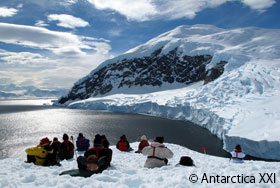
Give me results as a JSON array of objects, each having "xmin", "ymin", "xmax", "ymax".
[{"xmin": 57, "ymin": 25, "xmax": 280, "ymax": 160}]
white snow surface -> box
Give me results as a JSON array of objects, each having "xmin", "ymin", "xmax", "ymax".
[
  {"xmin": 61, "ymin": 25, "xmax": 280, "ymax": 160},
  {"xmin": 1, "ymin": 143, "xmax": 279, "ymax": 188}
]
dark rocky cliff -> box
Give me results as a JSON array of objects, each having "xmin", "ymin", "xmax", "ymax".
[{"xmin": 59, "ymin": 48, "xmax": 226, "ymax": 104}]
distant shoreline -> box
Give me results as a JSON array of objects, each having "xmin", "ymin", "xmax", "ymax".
[{"xmin": 0, "ymin": 97, "xmax": 57, "ymax": 101}]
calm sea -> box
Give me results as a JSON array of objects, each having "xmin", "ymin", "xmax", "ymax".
[{"xmin": 0, "ymin": 99, "xmax": 229, "ymax": 159}]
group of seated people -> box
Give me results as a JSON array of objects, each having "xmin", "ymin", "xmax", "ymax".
[
  {"xmin": 25, "ymin": 133, "xmax": 75, "ymax": 166},
  {"xmin": 25, "ymin": 133, "xmax": 246, "ymax": 177}
]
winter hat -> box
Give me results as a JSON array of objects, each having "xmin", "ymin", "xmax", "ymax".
[
  {"xmin": 94, "ymin": 134, "xmax": 102, "ymax": 146},
  {"xmin": 40, "ymin": 137, "xmax": 50, "ymax": 145},
  {"xmin": 79, "ymin": 133, "xmax": 83, "ymax": 137},
  {"xmin": 63, "ymin": 134, "xmax": 69, "ymax": 141},
  {"xmin": 101, "ymin": 135, "xmax": 107, "ymax": 139},
  {"xmin": 235, "ymin": 144, "xmax": 242, "ymax": 152},
  {"xmin": 141, "ymin": 135, "xmax": 147, "ymax": 141},
  {"xmin": 120, "ymin": 135, "xmax": 127, "ymax": 140},
  {"xmin": 154, "ymin": 136, "xmax": 164, "ymax": 144}
]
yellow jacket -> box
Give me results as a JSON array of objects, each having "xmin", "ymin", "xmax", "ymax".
[{"xmin": 26, "ymin": 143, "xmax": 53, "ymax": 165}]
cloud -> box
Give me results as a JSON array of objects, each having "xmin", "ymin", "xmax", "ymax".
[
  {"xmin": 15, "ymin": 0, "xmax": 77, "ymax": 9},
  {"xmin": 0, "ymin": 22, "xmax": 109, "ymax": 56},
  {"xmin": 87, "ymin": 0, "xmax": 158, "ymax": 21},
  {"xmin": 17, "ymin": 4, "xmax": 24, "ymax": 8},
  {"xmin": 87, "ymin": 0, "xmax": 276, "ymax": 21},
  {"xmin": 0, "ymin": 50, "xmax": 52, "ymax": 66},
  {"xmin": 0, "ymin": 7, "xmax": 18, "ymax": 17},
  {"xmin": 155, "ymin": 0, "xmax": 228, "ymax": 20},
  {"xmin": 59, "ymin": 0, "xmax": 79, "ymax": 6},
  {"xmin": 240, "ymin": 0, "xmax": 276, "ymax": 12},
  {"xmin": 0, "ymin": 23, "xmax": 113, "ymax": 89},
  {"xmin": 0, "ymin": 48, "xmax": 113, "ymax": 89},
  {"xmin": 48, "ymin": 14, "xmax": 89, "ymax": 29},
  {"xmin": 35, "ymin": 20, "xmax": 49, "ymax": 27},
  {"xmin": 108, "ymin": 29, "xmax": 123, "ymax": 37},
  {"xmin": 80, "ymin": 36, "xmax": 112, "ymax": 54}
]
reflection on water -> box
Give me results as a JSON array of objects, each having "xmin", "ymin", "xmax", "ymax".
[{"xmin": 0, "ymin": 99, "xmax": 230, "ymax": 159}]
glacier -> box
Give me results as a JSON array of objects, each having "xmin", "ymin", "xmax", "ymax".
[{"xmin": 57, "ymin": 25, "xmax": 280, "ymax": 160}]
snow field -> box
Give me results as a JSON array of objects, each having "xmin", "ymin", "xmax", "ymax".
[{"xmin": 0, "ymin": 143, "xmax": 279, "ymax": 188}]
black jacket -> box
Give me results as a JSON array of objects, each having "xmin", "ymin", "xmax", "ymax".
[
  {"xmin": 84, "ymin": 146, "xmax": 112, "ymax": 172},
  {"xmin": 58, "ymin": 140, "xmax": 74, "ymax": 160}
]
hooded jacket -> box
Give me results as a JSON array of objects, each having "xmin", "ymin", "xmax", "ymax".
[
  {"xmin": 142, "ymin": 142, "xmax": 173, "ymax": 168},
  {"xmin": 25, "ymin": 143, "xmax": 53, "ymax": 165},
  {"xmin": 137, "ymin": 140, "xmax": 149, "ymax": 153}
]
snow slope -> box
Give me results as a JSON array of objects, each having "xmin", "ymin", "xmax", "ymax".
[
  {"xmin": 0, "ymin": 143, "xmax": 279, "ymax": 188},
  {"xmin": 57, "ymin": 25, "xmax": 280, "ymax": 160}
]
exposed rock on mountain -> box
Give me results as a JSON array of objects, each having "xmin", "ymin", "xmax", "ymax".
[{"xmin": 59, "ymin": 48, "xmax": 226, "ymax": 104}]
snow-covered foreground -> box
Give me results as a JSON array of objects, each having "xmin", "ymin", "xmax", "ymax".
[{"xmin": 0, "ymin": 143, "xmax": 279, "ymax": 188}]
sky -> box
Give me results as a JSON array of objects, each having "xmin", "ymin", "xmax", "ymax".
[{"xmin": 0, "ymin": 0, "xmax": 279, "ymax": 91}]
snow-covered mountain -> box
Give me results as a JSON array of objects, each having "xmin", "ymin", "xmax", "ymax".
[
  {"xmin": 0, "ymin": 91, "xmax": 18, "ymax": 98},
  {"xmin": 57, "ymin": 25, "xmax": 280, "ymax": 160},
  {"xmin": 0, "ymin": 84, "xmax": 68, "ymax": 99}
]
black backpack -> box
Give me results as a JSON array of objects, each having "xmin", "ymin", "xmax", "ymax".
[{"xmin": 179, "ymin": 156, "xmax": 194, "ymax": 166}]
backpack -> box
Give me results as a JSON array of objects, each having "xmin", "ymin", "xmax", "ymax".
[
  {"xmin": 76, "ymin": 137, "xmax": 90, "ymax": 151},
  {"xmin": 179, "ymin": 156, "xmax": 194, "ymax": 166}
]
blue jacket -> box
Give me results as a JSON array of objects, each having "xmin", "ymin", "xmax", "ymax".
[{"xmin": 76, "ymin": 136, "xmax": 90, "ymax": 151}]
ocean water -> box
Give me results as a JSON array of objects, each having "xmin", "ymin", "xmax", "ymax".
[{"xmin": 0, "ymin": 99, "xmax": 229, "ymax": 159}]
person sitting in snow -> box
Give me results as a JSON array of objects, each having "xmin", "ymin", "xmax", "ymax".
[
  {"xmin": 76, "ymin": 133, "xmax": 90, "ymax": 152},
  {"xmin": 230, "ymin": 144, "xmax": 246, "ymax": 163},
  {"xmin": 101, "ymin": 135, "xmax": 110, "ymax": 149},
  {"xmin": 25, "ymin": 137, "xmax": 54, "ymax": 166},
  {"xmin": 84, "ymin": 134, "xmax": 112, "ymax": 172},
  {"xmin": 116, "ymin": 134, "xmax": 133, "ymax": 152},
  {"xmin": 142, "ymin": 136, "xmax": 174, "ymax": 168},
  {"xmin": 135, "ymin": 135, "xmax": 149, "ymax": 153},
  {"xmin": 58, "ymin": 133, "xmax": 74, "ymax": 160},
  {"xmin": 60, "ymin": 154, "xmax": 106, "ymax": 177},
  {"xmin": 51, "ymin": 137, "xmax": 61, "ymax": 156},
  {"xmin": 47, "ymin": 137, "xmax": 61, "ymax": 165},
  {"xmin": 78, "ymin": 154, "xmax": 106, "ymax": 173}
]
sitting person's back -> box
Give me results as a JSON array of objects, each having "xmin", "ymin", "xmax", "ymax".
[
  {"xmin": 51, "ymin": 137, "xmax": 61, "ymax": 154},
  {"xmin": 76, "ymin": 133, "xmax": 90, "ymax": 152},
  {"xmin": 136, "ymin": 135, "xmax": 149, "ymax": 153},
  {"xmin": 116, "ymin": 135, "xmax": 131, "ymax": 152},
  {"xmin": 142, "ymin": 136, "xmax": 173, "ymax": 168},
  {"xmin": 58, "ymin": 133, "xmax": 74, "ymax": 160},
  {"xmin": 84, "ymin": 134, "xmax": 112, "ymax": 172},
  {"xmin": 230, "ymin": 144, "xmax": 246, "ymax": 163},
  {"xmin": 101, "ymin": 135, "xmax": 110, "ymax": 149},
  {"xmin": 25, "ymin": 137, "xmax": 53, "ymax": 166}
]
